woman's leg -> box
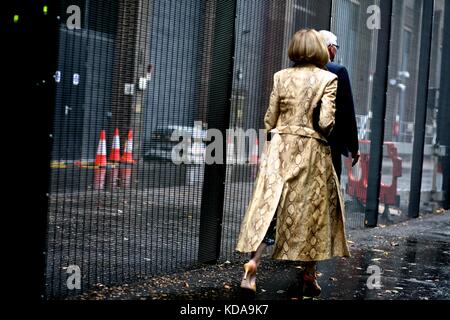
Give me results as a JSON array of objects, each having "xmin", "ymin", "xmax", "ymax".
[
  {"xmin": 241, "ymin": 219, "xmax": 275, "ymax": 292},
  {"xmin": 250, "ymin": 242, "xmax": 267, "ymax": 266},
  {"xmin": 304, "ymin": 261, "xmax": 317, "ymax": 274},
  {"xmin": 251, "ymin": 216, "xmax": 276, "ymax": 265},
  {"xmin": 240, "ymin": 242, "xmax": 268, "ymax": 292},
  {"xmin": 302, "ymin": 261, "xmax": 321, "ymax": 296}
]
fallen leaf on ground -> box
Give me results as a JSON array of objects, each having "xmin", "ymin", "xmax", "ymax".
[{"xmin": 372, "ymin": 258, "xmax": 381, "ymax": 261}]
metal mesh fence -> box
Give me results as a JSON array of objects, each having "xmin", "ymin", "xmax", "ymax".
[
  {"xmin": 381, "ymin": 0, "xmax": 446, "ymax": 222},
  {"xmin": 380, "ymin": 0, "xmax": 425, "ymax": 223},
  {"xmin": 47, "ymin": 0, "xmax": 209, "ymax": 298},
  {"xmin": 36, "ymin": 0, "xmax": 449, "ymax": 298},
  {"xmin": 331, "ymin": 0, "xmax": 381, "ymax": 229},
  {"xmin": 421, "ymin": 0, "xmax": 446, "ymax": 211}
]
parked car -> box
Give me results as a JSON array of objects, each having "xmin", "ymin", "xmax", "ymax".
[{"xmin": 143, "ymin": 125, "xmax": 207, "ymax": 164}]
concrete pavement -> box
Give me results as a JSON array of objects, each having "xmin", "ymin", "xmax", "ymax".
[{"xmin": 74, "ymin": 211, "xmax": 450, "ymax": 301}]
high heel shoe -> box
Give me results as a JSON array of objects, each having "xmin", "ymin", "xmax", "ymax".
[
  {"xmin": 300, "ymin": 271, "xmax": 321, "ymax": 297},
  {"xmin": 240, "ymin": 260, "xmax": 257, "ymax": 293}
]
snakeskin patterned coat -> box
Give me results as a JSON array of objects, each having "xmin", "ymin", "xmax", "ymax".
[{"xmin": 236, "ymin": 64, "xmax": 350, "ymax": 261}]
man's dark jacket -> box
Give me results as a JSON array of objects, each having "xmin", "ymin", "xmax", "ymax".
[{"xmin": 326, "ymin": 62, "xmax": 359, "ymax": 178}]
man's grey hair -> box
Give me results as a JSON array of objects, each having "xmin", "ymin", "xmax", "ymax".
[{"xmin": 319, "ymin": 30, "xmax": 338, "ymax": 47}]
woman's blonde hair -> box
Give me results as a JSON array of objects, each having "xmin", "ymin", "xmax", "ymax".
[{"xmin": 288, "ymin": 29, "xmax": 330, "ymax": 68}]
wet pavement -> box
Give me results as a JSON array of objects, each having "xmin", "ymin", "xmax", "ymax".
[{"xmin": 74, "ymin": 211, "xmax": 450, "ymax": 301}]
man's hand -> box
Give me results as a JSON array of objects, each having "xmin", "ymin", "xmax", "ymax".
[{"xmin": 352, "ymin": 151, "xmax": 360, "ymax": 167}]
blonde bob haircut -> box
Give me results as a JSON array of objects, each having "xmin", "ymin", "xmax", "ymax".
[{"xmin": 288, "ymin": 29, "xmax": 330, "ymax": 68}]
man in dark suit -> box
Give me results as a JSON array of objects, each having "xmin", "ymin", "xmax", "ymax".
[{"xmin": 320, "ymin": 30, "xmax": 360, "ymax": 181}]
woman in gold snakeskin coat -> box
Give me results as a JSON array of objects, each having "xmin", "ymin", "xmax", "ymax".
[{"xmin": 236, "ymin": 29, "xmax": 350, "ymax": 296}]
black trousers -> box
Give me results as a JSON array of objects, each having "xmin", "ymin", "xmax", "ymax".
[
  {"xmin": 262, "ymin": 217, "xmax": 276, "ymax": 246},
  {"xmin": 331, "ymin": 151, "xmax": 342, "ymax": 182}
]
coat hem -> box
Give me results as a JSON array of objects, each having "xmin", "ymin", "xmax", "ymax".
[{"xmin": 270, "ymin": 252, "xmax": 351, "ymax": 262}]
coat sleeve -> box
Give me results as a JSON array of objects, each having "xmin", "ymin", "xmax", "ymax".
[
  {"xmin": 264, "ymin": 73, "xmax": 280, "ymax": 131},
  {"xmin": 318, "ymin": 76, "xmax": 338, "ymax": 137},
  {"xmin": 337, "ymin": 67, "xmax": 359, "ymax": 154}
]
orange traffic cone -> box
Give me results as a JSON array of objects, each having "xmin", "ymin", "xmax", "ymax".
[
  {"xmin": 109, "ymin": 128, "xmax": 121, "ymax": 162},
  {"xmin": 249, "ymin": 137, "xmax": 259, "ymax": 165},
  {"xmin": 121, "ymin": 129, "xmax": 135, "ymax": 164},
  {"xmin": 95, "ymin": 130, "xmax": 107, "ymax": 167}
]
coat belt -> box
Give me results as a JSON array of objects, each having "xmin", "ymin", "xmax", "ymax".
[{"xmin": 271, "ymin": 126, "xmax": 328, "ymax": 144}]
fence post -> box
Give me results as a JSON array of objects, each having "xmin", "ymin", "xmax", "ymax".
[
  {"xmin": 408, "ymin": 0, "xmax": 434, "ymax": 218},
  {"xmin": 326, "ymin": 0, "xmax": 333, "ymax": 31},
  {"xmin": 198, "ymin": 0, "xmax": 237, "ymax": 264},
  {"xmin": 364, "ymin": 0, "xmax": 393, "ymax": 228},
  {"xmin": 437, "ymin": 1, "xmax": 450, "ymax": 210},
  {"xmin": 8, "ymin": 0, "xmax": 61, "ymax": 300}
]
